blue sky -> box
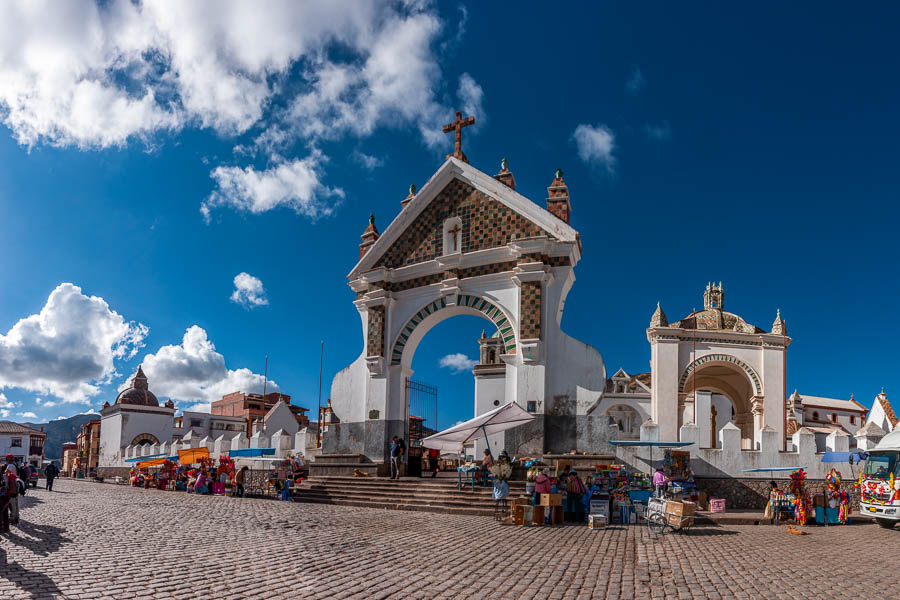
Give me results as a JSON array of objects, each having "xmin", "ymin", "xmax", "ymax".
[{"xmin": 0, "ymin": 2, "xmax": 898, "ymax": 428}]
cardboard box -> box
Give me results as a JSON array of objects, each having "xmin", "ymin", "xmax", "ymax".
[
  {"xmin": 590, "ymin": 502, "xmax": 609, "ymax": 519},
  {"xmin": 589, "ymin": 514, "xmax": 607, "ymax": 529},
  {"xmin": 667, "ymin": 514, "xmax": 693, "ymax": 528},
  {"xmin": 666, "ymin": 500, "xmax": 697, "ymax": 517},
  {"xmin": 541, "ymin": 493, "xmax": 563, "ymax": 507}
]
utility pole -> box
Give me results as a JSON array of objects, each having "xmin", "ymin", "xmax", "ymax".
[{"xmin": 317, "ymin": 341, "xmax": 324, "ymax": 448}]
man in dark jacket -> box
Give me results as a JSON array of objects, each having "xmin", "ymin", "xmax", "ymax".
[{"xmin": 44, "ymin": 462, "xmax": 60, "ymax": 491}]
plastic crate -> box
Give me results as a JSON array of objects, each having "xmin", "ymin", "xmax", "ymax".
[{"xmin": 709, "ymin": 498, "xmax": 726, "ymax": 513}]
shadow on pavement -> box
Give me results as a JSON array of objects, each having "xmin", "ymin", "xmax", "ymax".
[
  {"xmin": 0, "ymin": 545, "xmax": 64, "ymax": 599},
  {"xmin": 6, "ymin": 520, "xmax": 71, "ymax": 557},
  {"xmin": 678, "ymin": 527, "xmax": 739, "ymax": 536}
]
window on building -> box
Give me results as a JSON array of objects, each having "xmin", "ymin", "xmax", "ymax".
[
  {"xmin": 10, "ymin": 438, "xmax": 21, "ymax": 448},
  {"xmin": 812, "ymin": 411, "xmax": 819, "ymax": 421},
  {"xmin": 831, "ymin": 413, "xmax": 838, "ymax": 423},
  {"xmin": 190, "ymin": 419, "xmax": 202, "ymax": 427},
  {"xmin": 850, "ymin": 415, "xmax": 855, "ymax": 425},
  {"xmin": 526, "ymin": 401, "xmax": 537, "ymax": 413}
]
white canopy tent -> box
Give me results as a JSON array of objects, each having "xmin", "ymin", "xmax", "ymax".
[
  {"xmin": 873, "ymin": 428, "xmax": 900, "ymax": 452},
  {"xmin": 423, "ymin": 402, "xmax": 535, "ymax": 453}
]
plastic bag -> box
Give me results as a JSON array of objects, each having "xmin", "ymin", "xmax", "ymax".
[{"xmin": 493, "ymin": 480, "xmax": 509, "ymax": 500}]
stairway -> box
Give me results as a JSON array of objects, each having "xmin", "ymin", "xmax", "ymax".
[{"xmin": 292, "ymin": 476, "xmax": 528, "ymax": 517}]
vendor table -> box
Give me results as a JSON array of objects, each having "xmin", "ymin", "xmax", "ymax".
[{"xmin": 457, "ymin": 466, "xmax": 477, "ymax": 490}]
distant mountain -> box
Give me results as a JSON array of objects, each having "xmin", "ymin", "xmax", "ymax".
[{"xmin": 24, "ymin": 414, "xmax": 100, "ymax": 460}]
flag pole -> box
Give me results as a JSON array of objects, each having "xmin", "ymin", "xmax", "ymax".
[{"xmin": 317, "ymin": 341, "xmax": 324, "ymax": 448}]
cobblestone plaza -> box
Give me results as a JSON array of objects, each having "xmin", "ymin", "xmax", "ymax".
[{"xmin": 1, "ymin": 479, "xmax": 898, "ymax": 599}]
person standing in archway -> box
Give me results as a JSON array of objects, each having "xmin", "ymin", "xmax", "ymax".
[{"xmin": 390, "ymin": 437, "xmax": 402, "ymax": 480}]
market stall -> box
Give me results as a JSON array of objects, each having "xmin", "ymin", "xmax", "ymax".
[{"xmin": 423, "ymin": 402, "xmax": 535, "ymax": 492}]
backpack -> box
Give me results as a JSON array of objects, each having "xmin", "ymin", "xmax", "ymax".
[{"xmin": 5, "ymin": 471, "xmax": 16, "ymax": 497}]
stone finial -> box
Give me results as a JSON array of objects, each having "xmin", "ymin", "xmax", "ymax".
[
  {"xmin": 494, "ymin": 157, "xmax": 516, "ymax": 190},
  {"xmin": 401, "ymin": 184, "xmax": 417, "ymax": 209},
  {"xmin": 771, "ymin": 308, "xmax": 787, "ymax": 335},
  {"xmin": 649, "ymin": 301, "xmax": 668, "ymax": 328},
  {"xmin": 546, "ymin": 168, "xmax": 571, "ymax": 224},
  {"xmin": 359, "ymin": 213, "xmax": 380, "ymax": 259}
]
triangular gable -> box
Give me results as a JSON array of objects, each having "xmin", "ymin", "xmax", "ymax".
[
  {"xmin": 349, "ymin": 157, "xmax": 578, "ymax": 278},
  {"xmin": 610, "ymin": 368, "xmax": 630, "ymax": 380}
]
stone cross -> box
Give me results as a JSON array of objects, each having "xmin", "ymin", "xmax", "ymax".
[
  {"xmin": 448, "ymin": 223, "xmax": 462, "ymax": 251},
  {"xmin": 442, "ymin": 111, "xmax": 475, "ymax": 163}
]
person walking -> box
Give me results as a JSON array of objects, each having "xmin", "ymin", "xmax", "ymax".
[
  {"xmin": 234, "ymin": 466, "xmax": 248, "ymax": 497},
  {"xmin": 44, "ymin": 462, "xmax": 60, "ymax": 491},
  {"xmin": 426, "ymin": 448, "xmax": 440, "ymax": 478},
  {"xmin": 389, "ymin": 436, "xmax": 402, "ymax": 480},
  {"xmin": 5, "ymin": 455, "xmax": 19, "ymax": 525},
  {"xmin": 653, "ymin": 467, "xmax": 668, "ymax": 498},
  {"xmin": 0, "ymin": 464, "xmax": 9, "ymax": 534}
]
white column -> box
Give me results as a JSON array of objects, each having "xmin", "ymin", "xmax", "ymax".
[{"xmin": 695, "ymin": 391, "xmax": 712, "ymax": 448}]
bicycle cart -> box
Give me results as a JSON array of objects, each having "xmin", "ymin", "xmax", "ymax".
[{"xmin": 646, "ymin": 497, "xmax": 695, "ymax": 534}]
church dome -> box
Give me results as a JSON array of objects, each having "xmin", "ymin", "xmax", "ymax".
[
  {"xmin": 115, "ymin": 366, "xmax": 159, "ymax": 407},
  {"xmin": 668, "ymin": 283, "xmax": 764, "ymax": 333}
]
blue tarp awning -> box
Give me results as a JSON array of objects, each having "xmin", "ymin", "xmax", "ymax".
[
  {"xmin": 124, "ymin": 453, "xmax": 167, "ymax": 463},
  {"xmin": 228, "ymin": 448, "xmax": 276, "ymax": 458},
  {"xmin": 608, "ymin": 441, "xmax": 694, "ymax": 448},
  {"xmin": 821, "ymin": 451, "xmax": 868, "ymax": 464},
  {"xmin": 740, "ymin": 467, "xmax": 802, "ymax": 473}
]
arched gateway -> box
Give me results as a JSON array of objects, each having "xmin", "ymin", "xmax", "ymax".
[{"xmin": 325, "ymin": 135, "xmax": 608, "ymax": 468}]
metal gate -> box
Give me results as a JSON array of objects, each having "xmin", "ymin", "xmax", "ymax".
[{"xmin": 406, "ymin": 377, "xmax": 438, "ymax": 450}]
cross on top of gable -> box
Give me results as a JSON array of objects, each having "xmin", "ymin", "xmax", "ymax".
[{"xmin": 442, "ymin": 111, "xmax": 475, "ymax": 163}]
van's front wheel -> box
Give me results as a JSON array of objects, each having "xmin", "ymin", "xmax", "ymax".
[{"xmin": 876, "ymin": 518, "xmax": 896, "ymax": 529}]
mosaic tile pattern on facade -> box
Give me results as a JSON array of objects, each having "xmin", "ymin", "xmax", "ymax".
[{"xmin": 374, "ymin": 179, "xmax": 551, "ymax": 270}]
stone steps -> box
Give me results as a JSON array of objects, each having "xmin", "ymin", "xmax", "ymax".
[
  {"xmin": 292, "ymin": 494, "xmax": 496, "ymax": 517},
  {"xmin": 292, "ymin": 476, "xmax": 528, "ymax": 517},
  {"xmin": 299, "ymin": 486, "xmax": 510, "ymax": 508}
]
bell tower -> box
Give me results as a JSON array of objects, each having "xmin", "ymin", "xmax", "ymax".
[{"xmin": 703, "ymin": 282, "xmax": 725, "ymax": 310}]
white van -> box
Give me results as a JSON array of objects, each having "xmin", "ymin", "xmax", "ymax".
[{"xmin": 860, "ymin": 429, "xmax": 900, "ymax": 529}]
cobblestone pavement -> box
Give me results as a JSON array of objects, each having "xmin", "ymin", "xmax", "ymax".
[{"xmin": 2, "ymin": 479, "xmax": 898, "ymax": 599}]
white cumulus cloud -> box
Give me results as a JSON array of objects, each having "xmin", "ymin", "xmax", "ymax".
[
  {"xmin": 138, "ymin": 325, "xmax": 277, "ymax": 405},
  {"xmin": 0, "ymin": 283, "xmax": 147, "ymax": 404},
  {"xmin": 457, "ymin": 73, "xmax": 485, "ymax": 130},
  {"xmin": 0, "ymin": 1, "xmax": 487, "ymax": 219},
  {"xmin": 439, "ymin": 353, "xmax": 477, "ymax": 374},
  {"xmin": 230, "ymin": 272, "xmax": 269, "ymax": 309},
  {"xmin": 573, "ymin": 124, "xmax": 616, "ymax": 171},
  {"xmin": 202, "ymin": 155, "xmax": 344, "ymax": 222},
  {"xmin": 17, "ymin": 412, "xmax": 37, "ymax": 420}
]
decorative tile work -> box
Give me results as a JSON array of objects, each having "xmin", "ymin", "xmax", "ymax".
[
  {"xmin": 375, "ymin": 179, "xmax": 550, "ymax": 269},
  {"xmin": 544, "ymin": 255, "xmax": 571, "ymax": 267},
  {"xmin": 678, "ymin": 353, "xmax": 762, "ymax": 395},
  {"xmin": 390, "ymin": 294, "xmax": 516, "ymax": 364},
  {"xmin": 519, "ymin": 281, "xmax": 542, "ymax": 340},
  {"xmin": 366, "ymin": 306, "xmax": 385, "ymax": 357}
]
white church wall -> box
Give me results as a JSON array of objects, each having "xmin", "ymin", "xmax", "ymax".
[
  {"xmin": 867, "ymin": 401, "xmax": 894, "ymax": 433},
  {"xmin": 98, "ymin": 413, "xmax": 124, "ymax": 467},
  {"xmin": 474, "ymin": 370, "xmax": 506, "ymax": 457},
  {"xmin": 263, "ymin": 402, "xmax": 300, "ymax": 437},
  {"xmin": 618, "ymin": 423, "xmax": 835, "ymax": 479}
]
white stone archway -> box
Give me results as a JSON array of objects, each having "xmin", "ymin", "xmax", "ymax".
[{"xmin": 325, "ymin": 156, "xmax": 608, "ymax": 465}]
